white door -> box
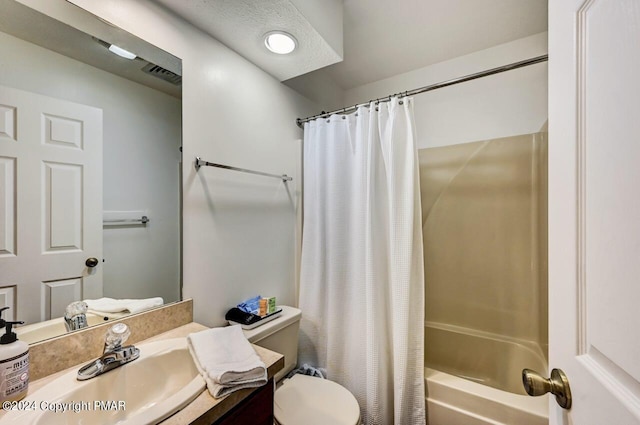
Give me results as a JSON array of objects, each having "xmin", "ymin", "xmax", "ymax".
[
  {"xmin": 549, "ymin": 0, "xmax": 640, "ymax": 423},
  {"xmin": 0, "ymin": 85, "xmax": 102, "ymax": 325}
]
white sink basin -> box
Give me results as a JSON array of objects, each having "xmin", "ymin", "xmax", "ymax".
[
  {"xmin": 1, "ymin": 338, "xmax": 205, "ymax": 425},
  {"xmin": 16, "ymin": 313, "xmax": 111, "ymax": 344}
]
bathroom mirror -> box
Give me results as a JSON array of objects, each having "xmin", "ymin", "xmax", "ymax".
[{"xmin": 0, "ymin": 0, "xmax": 182, "ymax": 343}]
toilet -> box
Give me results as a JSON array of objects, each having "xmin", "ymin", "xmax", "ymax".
[{"xmin": 241, "ymin": 306, "xmax": 360, "ymax": 425}]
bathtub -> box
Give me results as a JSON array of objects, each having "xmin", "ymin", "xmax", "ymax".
[
  {"xmin": 425, "ymin": 322, "xmax": 548, "ymax": 425},
  {"xmin": 426, "ymin": 369, "xmax": 548, "ymax": 425}
]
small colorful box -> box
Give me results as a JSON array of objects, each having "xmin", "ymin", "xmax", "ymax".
[
  {"xmin": 266, "ymin": 297, "xmax": 276, "ymax": 314},
  {"xmin": 259, "ymin": 298, "xmax": 268, "ymax": 316}
]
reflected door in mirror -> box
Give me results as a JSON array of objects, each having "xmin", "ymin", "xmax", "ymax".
[{"xmin": 0, "ymin": 85, "xmax": 103, "ymax": 325}]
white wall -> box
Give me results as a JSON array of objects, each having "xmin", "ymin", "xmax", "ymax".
[
  {"xmin": 17, "ymin": 0, "xmax": 317, "ymax": 327},
  {"xmin": 345, "ymin": 32, "xmax": 548, "ymax": 149},
  {"xmin": 0, "ymin": 31, "xmax": 182, "ymax": 304}
]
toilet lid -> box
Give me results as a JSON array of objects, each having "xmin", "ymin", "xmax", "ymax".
[{"xmin": 274, "ymin": 374, "xmax": 360, "ymax": 425}]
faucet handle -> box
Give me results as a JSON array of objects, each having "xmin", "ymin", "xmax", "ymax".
[
  {"xmin": 65, "ymin": 301, "xmax": 88, "ymax": 318},
  {"xmin": 78, "ymin": 322, "xmax": 139, "ymax": 381},
  {"xmin": 105, "ymin": 323, "xmax": 131, "ymax": 351},
  {"xmin": 64, "ymin": 301, "xmax": 88, "ymax": 332}
]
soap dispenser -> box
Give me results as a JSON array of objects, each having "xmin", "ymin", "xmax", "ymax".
[{"xmin": 0, "ymin": 307, "xmax": 28, "ymax": 402}]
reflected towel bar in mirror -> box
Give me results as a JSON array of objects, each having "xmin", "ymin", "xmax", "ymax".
[
  {"xmin": 103, "ymin": 216, "xmax": 150, "ymax": 225},
  {"xmin": 195, "ymin": 156, "xmax": 293, "ymax": 182}
]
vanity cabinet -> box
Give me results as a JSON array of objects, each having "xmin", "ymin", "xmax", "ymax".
[{"xmin": 213, "ymin": 379, "xmax": 275, "ymax": 425}]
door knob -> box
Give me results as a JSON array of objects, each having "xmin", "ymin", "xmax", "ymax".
[
  {"xmin": 522, "ymin": 368, "xmax": 572, "ymax": 409},
  {"xmin": 85, "ymin": 257, "xmax": 99, "ymax": 268}
]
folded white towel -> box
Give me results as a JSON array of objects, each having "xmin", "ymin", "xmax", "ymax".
[
  {"xmin": 83, "ymin": 297, "xmax": 164, "ymax": 314},
  {"xmin": 187, "ymin": 325, "xmax": 267, "ymax": 398}
]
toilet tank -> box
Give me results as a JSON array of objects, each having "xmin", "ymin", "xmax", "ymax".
[{"xmin": 242, "ymin": 306, "xmax": 301, "ymax": 382}]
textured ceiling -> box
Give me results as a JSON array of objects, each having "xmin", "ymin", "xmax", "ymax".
[
  {"xmin": 153, "ymin": 0, "xmax": 344, "ymax": 81},
  {"xmin": 149, "ymin": 0, "xmax": 547, "ymax": 98},
  {"xmin": 8, "ymin": 0, "xmax": 548, "ymax": 98},
  {"xmin": 297, "ymin": 0, "xmax": 548, "ymax": 89}
]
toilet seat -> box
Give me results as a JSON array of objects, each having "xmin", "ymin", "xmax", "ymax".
[{"xmin": 274, "ymin": 374, "xmax": 360, "ymax": 425}]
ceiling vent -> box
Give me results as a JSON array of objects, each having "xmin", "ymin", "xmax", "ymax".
[{"xmin": 141, "ymin": 63, "xmax": 182, "ymax": 85}]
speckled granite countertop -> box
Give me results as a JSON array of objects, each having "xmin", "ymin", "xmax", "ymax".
[{"xmin": 26, "ymin": 322, "xmax": 285, "ymax": 425}]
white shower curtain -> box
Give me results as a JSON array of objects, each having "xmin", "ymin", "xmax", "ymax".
[{"xmin": 299, "ymin": 97, "xmax": 425, "ymax": 424}]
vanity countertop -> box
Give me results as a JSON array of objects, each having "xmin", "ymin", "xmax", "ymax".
[{"xmin": 26, "ymin": 322, "xmax": 285, "ymax": 425}]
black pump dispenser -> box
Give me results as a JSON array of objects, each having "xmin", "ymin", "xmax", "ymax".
[{"xmin": 0, "ymin": 306, "xmax": 24, "ymax": 345}]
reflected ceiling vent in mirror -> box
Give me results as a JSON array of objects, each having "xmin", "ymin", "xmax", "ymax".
[{"xmin": 141, "ymin": 63, "xmax": 182, "ymax": 86}]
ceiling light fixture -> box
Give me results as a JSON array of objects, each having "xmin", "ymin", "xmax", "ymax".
[
  {"xmin": 264, "ymin": 31, "xmax": 297, "ymax": 55},
  {"xmin": 108, "ymin": 44, "xmax": 137, "ymax": 60}
]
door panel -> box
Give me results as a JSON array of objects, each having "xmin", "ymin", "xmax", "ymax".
[
  {"xmin": 581, "ymin": 0, "xmax": 640, "ymax": 383},
  {"xmin": 44, "ymin": 161, "xmax": 83, "ymax": 252},
  {"xmin": 0, "ymin": 85, "xmax": 102, "ymax": 324},
  {"xmin": 43, "ymin": 114, "xmax": 83, "ymax": 150},
  {"xmin": 549, "ymin": 0, "xmax": 640, "ymax": 423},
  {"xmin": 0, "ymin": 156, "xmax": 16, "ymax": 256},
  {"xmin": 0, "ymin": 105, "xmax": 16, "ymax": 141},
  {"xmin": 0, "ymin": 286, "xmax": 15, "ymax": 321},
  {"xmin": 43, "ymin": 278, "xmax": 83, "ymax": 320}
]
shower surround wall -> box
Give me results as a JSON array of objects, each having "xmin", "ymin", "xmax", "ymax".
[
  {"xmin": 416, "ymin": 133, "xmax": 549, "ymax": 425},
  {"xmin": 419, "ymin": 132, "xmax": 548, "ymax": 395}
]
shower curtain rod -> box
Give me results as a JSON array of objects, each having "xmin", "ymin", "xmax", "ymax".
[{"xmin": 296, "ymin": 54, "xmax": 548, "ymax": 128}]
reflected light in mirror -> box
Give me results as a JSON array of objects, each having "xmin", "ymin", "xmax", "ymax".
[{"xmin": 108, "ymin": 44, "xmax": 137, "ymax": 60}]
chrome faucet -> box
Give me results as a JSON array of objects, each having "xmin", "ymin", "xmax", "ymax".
[
  {"xmin": 64, "ymin": 301, "xmax": 89, "ymax": 332},
  {"xmin": 77, "ymin": 323, "xmax": 140, "ymax": 381}
]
